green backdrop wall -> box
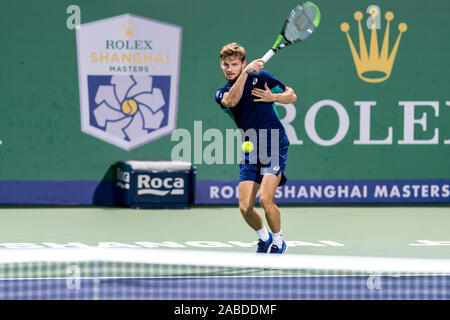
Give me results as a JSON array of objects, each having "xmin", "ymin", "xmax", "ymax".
[{"xmin": 0, "ymin": 0, "xmax": 448, "ymax": 204}]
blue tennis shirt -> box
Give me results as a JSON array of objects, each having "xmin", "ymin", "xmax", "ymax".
[{"xmin": 215, "ymin": 70, "xmax": 290, "ymax": 148}]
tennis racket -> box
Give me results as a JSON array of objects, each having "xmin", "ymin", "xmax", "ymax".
[{"xmin": 261, "ymin": 1, "xmax": 321, "ymax": 63}]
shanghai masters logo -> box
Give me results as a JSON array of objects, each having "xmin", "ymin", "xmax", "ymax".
[
  {"xmin": 340, "ymin": 8, "xmax": 407, "ymax": 83},
  {"xmin": 76, "ymin": 14, "xmax": 182, "ymax": 150}
]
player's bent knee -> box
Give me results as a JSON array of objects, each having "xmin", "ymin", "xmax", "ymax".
[
  {"xmin": 239, "ymin": 203, "xmax": 253, "ymax": 215},
  {"xmin": 259, "ymin": 195, "xmax": 274, "ymax": 209}
]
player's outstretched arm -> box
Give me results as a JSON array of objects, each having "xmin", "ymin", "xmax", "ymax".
[
  {"xmin": 222, "ymin": 59, "xmax": 265, "ymax": 108},
  {"xmin": 252, "ymin": 84, "xmax": 297, "ymax": 104},
  {"xmin": 273, "ymin": 87, "xmax": 297, "ymax": 104}
]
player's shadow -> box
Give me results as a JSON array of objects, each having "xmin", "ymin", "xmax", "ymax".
[{"xmin": 92, "ymin": 164, "xmax": 116, "ymax": 206}]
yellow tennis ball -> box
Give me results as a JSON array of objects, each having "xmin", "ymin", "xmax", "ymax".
[
  {"xmin": 242, "ymin": 141, "xmax": 254, "ymax": 153},
  {"xmin": 122, "ymin": 99, "xmax": 138, "ymax": 115}
]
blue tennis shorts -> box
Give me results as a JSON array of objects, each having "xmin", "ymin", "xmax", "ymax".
[{"xmin": 239, "ymin": 143, "xmax": 289, "ymax": 186}]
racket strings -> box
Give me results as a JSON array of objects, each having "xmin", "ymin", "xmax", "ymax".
[
  {"xmin": 284, "ymin": 5, "xmax": 318, "ymax": 43},
  {"xmin": 293, "ymin": 12, "xmax": 313, "ymax": 32}
]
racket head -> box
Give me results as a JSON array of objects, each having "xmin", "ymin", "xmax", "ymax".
[{"xmin": 282, "ymin": 1, "xmax": 321, "ymax": 44}]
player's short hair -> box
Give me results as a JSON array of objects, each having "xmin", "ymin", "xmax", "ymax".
[{"xmin": 220, "ymin": 43, "xmax": 246, "ymax": 62}]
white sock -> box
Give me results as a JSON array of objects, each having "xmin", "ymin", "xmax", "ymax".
[
  {"xmin": 272, "ymin": 231, "xmax": 283, "ymax": 247},
  {"xmin": 256, "ymin": 226, "xmax": 270, "ymax": 242}
]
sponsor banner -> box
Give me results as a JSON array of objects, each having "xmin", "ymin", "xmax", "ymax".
[
  {"xmin": 76, "ymin": 14, "xmax": 182, "ymax": 150},
  {"xmin": 196, "ymin": 180, "xmax": 450, "ymax": 204},
  {"xmin": 0, "ymin": 181, "xmax": 115, "ymax": 205},
  {"xmin": 0, "ymin": 179, "xmax": 449, "ymax": 205}
]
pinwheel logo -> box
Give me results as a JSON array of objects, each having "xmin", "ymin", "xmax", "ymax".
[
  {"xmin": 88, "ymin": 75, "xmax": 170, "ymax": 143},
  {"xmin": 76, "ymin": 14, "xmax": 182, "ymax": 150}
]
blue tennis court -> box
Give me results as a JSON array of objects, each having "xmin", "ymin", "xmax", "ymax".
[{"xmin": 0, "ymin": 206, "xmax": 449, "ymax": 300}]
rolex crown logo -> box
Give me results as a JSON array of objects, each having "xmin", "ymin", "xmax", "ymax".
[{"xmin": 341, "ymin": 11, "xmax": 407, "ymax": 83}]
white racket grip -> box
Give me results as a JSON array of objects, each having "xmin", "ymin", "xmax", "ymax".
[{"xmin": 261, "ymin": 49, "xmax": 275, "ymax": 64}]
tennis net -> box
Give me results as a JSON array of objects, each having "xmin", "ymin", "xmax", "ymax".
[{"xmin": 0, "ymin": 248, "xmax": 449, "ymax": 300}]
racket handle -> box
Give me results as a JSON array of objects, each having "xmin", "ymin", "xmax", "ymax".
[{"xmin": 261, "ymin": 49, "xmax": 275, "ymax": 64}]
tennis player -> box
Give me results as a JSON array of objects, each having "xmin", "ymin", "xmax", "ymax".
[{"xmin": 214, "ymin": 43, "xmax": 297, "ymax": 254}]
